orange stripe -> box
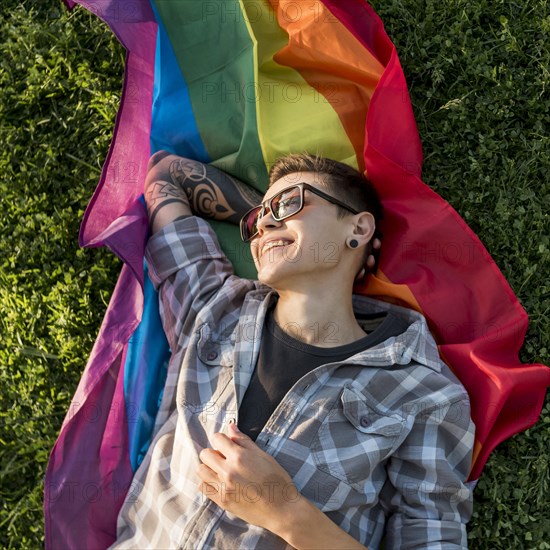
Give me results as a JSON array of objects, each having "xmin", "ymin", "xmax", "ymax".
[
  {"xmin": 358, "ymin": 270, "xmax": 423, "ymax": 312},
  {"xmin": 470, "ymin": 439, "xmax": 483, "ymax": 479},
  {"xmin": 266, "ymin": 0, "xmax": 384, "ymax": 170},
  {"xmin": 362, "ymin": 271, "xmax": 482, "ymax": 481}
]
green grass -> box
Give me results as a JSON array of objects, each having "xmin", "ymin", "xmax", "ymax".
[
  {"xmin": 0, "ymin": 1, "xmax": 122, "ymax": 547},
  {"xmin": 1, "ymin": 0, "xmax": 548, "ymax": 548}
]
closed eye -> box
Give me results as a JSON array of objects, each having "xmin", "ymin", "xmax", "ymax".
[{"xmin": 279, "ymin": 196, "xmax": 300, "ymax": 209}]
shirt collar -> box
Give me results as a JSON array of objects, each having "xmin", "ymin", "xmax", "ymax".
[{"xmin": 241, "ymin": 287, "xmax": 442, "ymax": 373}]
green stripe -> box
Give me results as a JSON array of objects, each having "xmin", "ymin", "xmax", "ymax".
[{"xmin": 153, "ymin": 0, "xmax": 269, "ymax": 192}]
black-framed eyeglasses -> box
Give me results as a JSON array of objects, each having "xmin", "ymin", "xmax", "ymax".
[{"xmin": 239, "ymin": 182, "xmax": 359, "ymax": 242}]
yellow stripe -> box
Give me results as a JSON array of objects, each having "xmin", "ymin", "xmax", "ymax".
[{"xmin": 239, "ymin": 0, "xmax": 357, "ymax": 171}]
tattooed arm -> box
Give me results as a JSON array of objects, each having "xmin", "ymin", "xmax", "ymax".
[{"xmin": 144, "ymin": 150, "xmax": 263, "ymax": 234}]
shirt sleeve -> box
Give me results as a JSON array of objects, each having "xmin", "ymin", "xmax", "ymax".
[
  {"xmin": 144, "ymin": 216, "xmax": 234, "ymax": 352},
  {"xmin": 381, "ymin": 396, "xmax": 476, "ymax": 549}
]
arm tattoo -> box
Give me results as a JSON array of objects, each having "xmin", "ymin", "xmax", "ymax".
[
  {"xmin": 147, "ymin": 149, "xmax": 171, "ymax": 170},
  {"xmin": 145, "ymin": 179, "xmax": 190, "ymax": 229},
  {"xmin": 169, "ymin": 158, "xmax": 263, "ymax": 224}
]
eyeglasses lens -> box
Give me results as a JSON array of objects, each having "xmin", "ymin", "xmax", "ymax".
[
  {"xmin": 271, "ymin": 187, "xmax": 302, "ymax": 219},
  {"xmin": 242, "ymin": 185, "xmax": 302, "ymax": 241},
  {"xmin": 243, "ymin": 206, "xmax": 262, "ymax": 241}
]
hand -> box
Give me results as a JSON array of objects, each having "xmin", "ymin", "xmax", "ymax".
[
  {"xmin": 197, "ymin": 424, "xmax": 301, "ymax": 536},
  {"xmin": 366, "ymin": 236, "xmax": 382, "ymax": 270},
  {"xmin": 198, "ymin": 424, "xmax": 368, "ymax": 549},
  {"xmin": 355, "ymin": 236, "xmax": 382, "ymax": 281}
]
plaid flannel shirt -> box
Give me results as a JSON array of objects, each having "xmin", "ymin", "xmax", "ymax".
[{"xmin": 111, "ymin": 217, "xmax": 475, "ymax": 550}]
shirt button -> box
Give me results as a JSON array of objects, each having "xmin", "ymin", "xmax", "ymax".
[
  {"xmin": 207, "ymin": 351, "xmax": 218, "ymax": 360},
  {"xmin": 360, "ymin": 416, "xmax": 369, "ymax": 427}
]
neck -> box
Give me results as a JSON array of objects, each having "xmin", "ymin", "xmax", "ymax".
[{"xmin": 272, "ymin": 280, "xmax": 366, "ymax": 347}]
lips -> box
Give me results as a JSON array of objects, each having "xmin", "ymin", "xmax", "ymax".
[{"xmin": 260, "ymin": 238, "xmax": 294, "ymax": 257}]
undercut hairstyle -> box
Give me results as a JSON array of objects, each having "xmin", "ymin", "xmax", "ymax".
[
  {"xmin": 268, "ymin": 153, "xmax": 383, "ymax": 224},
  {"xmin": 268, "ymin": 153, "xmax": 384, "ymax": 272}
]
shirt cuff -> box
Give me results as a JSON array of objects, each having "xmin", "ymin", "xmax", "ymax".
[{"xmin": 145, "ymin": 216, "xmax": 227, "ymax": 288}]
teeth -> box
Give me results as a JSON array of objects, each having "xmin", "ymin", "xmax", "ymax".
[{"xmin": 262, "ymin": 240, "xmax": 292, "ymax": 254}]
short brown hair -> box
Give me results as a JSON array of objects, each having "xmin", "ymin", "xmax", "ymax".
[
  {"xmin": 269, "ymin": 153, "xmax": 383, "ymax": 223},
  {"xmin": 269, "ymin": 153, "xmax": 383, "ymax": 272}
]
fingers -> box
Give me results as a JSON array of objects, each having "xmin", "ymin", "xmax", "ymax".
[
  {"xmin": 197, "ymin": 437, "xmax": 239, "ymax": 506},
  {"xmin": 197, "ymin": 462, "xmax": 219, "ymax": 484},
  {"xmin": 354, "ymin": 267, "xmax": 367, "ymax": 282},
  {"xmin": 198, "ymin": 428, "xmax": 261, "ymax": 490},
  {"xmin": 199, "ymin": 446, "xmax": 226, "ymax": 472},
  {"xmin": 227, "ymin": 423, "xmax": 257, "ymax": 449},
  {"xmin": 197, "ymin": 478, "xmax": 224, "ymax": 506},
  {"xmin": 209, "ymin": 431, "xmax": 241, "ymax": 457},
  {"xmin": 364, "ymin": 235, "xmax": 382, "ymax": 274},
  {"xmin": 197, "ymin": 457, "xmax": 222, "ymax": 502}
]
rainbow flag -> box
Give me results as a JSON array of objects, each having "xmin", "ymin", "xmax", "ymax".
[{"xmin": 45, "ymin": 1, "xmax": 550, "ymax": 548}]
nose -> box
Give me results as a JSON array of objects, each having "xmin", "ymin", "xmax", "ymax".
[{"xmin": 255, "ymin": 206, "xmax": 282, "ymax": 236}]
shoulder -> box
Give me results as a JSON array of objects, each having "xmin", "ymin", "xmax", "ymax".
[
  {"xmin": 350, "ymin": 314, "xmax": 470, "ymax": 422},
  {"xmin": 353, "ymin": 359, "xmax": 470, "ymax": 421}
]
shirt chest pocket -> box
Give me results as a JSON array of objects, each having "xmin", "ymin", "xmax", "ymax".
[
  {"xmin": 311, "ymin": 385, "xmax": 406, "ymax": 492},
  {"xmin": 196, "ymin": 323, "xmax": 236, "ymax": 367},
  {"xmin": 184, "ymin": 323, "xmax": 236, "ymax": 408}
]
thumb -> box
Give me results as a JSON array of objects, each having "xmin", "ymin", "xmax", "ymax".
[{"xmin": 228, "ymin": 422, "xmax": 257, "ymax": 449}]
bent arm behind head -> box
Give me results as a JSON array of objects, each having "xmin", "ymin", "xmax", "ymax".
[{"xmin": 144, "ymin": 151, "xmax": 263, "ymax": 234}]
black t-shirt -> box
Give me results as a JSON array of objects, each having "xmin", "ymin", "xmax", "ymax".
[{"xmin": 238, "ymin": 304, "xmax": 409, "ymax": 440}]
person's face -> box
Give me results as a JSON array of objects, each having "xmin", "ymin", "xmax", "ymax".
[{"xmin": 249, "ymin": 171, "xmax": 355, "ymax": 289}]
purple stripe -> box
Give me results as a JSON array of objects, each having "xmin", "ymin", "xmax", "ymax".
[
  {"xmin": 46, "ymin": 4, "xmax": 158, "ymax": 547},
  {"xmin": 76, "ymin": 1, "xmax": 157, "ymax": 276},
  {"xmin": 45, "ymin": 262, "xmax": 143, "ymax": 548}
]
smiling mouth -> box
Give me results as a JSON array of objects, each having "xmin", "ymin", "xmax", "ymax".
[{"xmin": 261, "ymin": 240, "xmax": 294, "ymax": 257}]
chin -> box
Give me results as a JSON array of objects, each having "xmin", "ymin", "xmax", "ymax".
[
  {"xmin": 256, "ymin": 267, "xmax": 280, "ymax": 287},
  {"xmin": 258, "ymin": 264, "xmax": 313, "ymax": 293},
  {"xmin": 257, "ymin": 262, "xmax": 291, "ymax": 288}
]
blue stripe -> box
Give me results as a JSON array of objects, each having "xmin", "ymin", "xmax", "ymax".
[
  {"xmin": 149, "ymin": 1, "xmax": 210, "ymax": 161},
  {"xmin": 123, "ymin": 1, "xmax": 213, "ymax": 468},
  {"xmin": 123, "ymin": 259, "xmax": 171, "ymax": 470}
]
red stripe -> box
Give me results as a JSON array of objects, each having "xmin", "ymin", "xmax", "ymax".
[{"xmin": 321, "ymin": 0, "xmax": 393, "ymax": 65}]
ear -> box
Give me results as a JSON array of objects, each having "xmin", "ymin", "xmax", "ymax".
[{"xmin": 351, "ymin": 212, "xmax": 375, "ymax": 247}]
